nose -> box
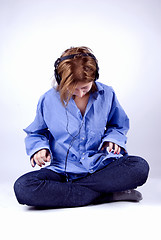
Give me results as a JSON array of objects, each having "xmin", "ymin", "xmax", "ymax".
[{"xmin": 76, "ymin": 90, "xmax": 84, "ymax": 98}]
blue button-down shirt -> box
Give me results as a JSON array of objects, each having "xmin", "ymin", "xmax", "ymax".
[{"xmin": 24, "ymin": 82, "xmax": 129, "ymax": 180}]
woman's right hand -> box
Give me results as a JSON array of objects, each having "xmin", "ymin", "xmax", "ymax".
[{"xmin": 30, "ymin": 149, "xmax": 51, "ymax": 167}]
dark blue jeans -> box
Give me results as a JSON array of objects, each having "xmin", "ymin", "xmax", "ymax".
[{"xmin": 14, "ymin": 155, "xmax": 149, "ymax": 208}]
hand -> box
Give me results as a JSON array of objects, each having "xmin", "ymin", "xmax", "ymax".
[
  {"xmin": 101, "ymin": 142, "xmax": 121, "ymax": 155},
  {"xmin": 30, "ymin": 149, "xmax": 51, "ymax": 167}
]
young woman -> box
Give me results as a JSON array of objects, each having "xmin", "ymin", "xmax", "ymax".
[{"xmin": 14, "ymin": 46, "xmax": 149, "ymax": 208}]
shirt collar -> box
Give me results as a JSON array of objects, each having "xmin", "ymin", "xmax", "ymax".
[{"xmin": 92, "ymin": 82, "xmax": 104, "ymax": 99}]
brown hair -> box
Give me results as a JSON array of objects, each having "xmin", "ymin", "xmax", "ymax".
[{"xmin": 56, "ymin": 46, "xmax": 98, "ymax": 106}]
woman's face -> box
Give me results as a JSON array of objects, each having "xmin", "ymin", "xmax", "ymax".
[{"xmin": 73, "ymin": 82, "xmax": 93, "ymax": 98}]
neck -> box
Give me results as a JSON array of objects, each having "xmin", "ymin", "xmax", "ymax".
[{"xmin": 73, "ymin": 93, "xmax": 90, "ymax": 116}]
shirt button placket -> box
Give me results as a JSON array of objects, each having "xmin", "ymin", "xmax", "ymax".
[{"xmin": 79, "ymin": 118, "xmax": 86, "ymax": 155}]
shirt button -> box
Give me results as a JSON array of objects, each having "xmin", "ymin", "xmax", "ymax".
[
  {"xmin": 82, "ymin": 157, "xmax": 85, "ymax": 160},
  {"xmin": 90, "ymin": 169, "xmax": 94, "ymax": 172},
  {"xmin": 71, "ymin": 154, "xmax": 76, "ymax": 160},
  {"xmin": 81, "ymin": 137, "xmax": 85, "ymax": 140}
]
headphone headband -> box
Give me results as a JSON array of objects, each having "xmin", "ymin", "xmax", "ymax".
[{"xmin": 54, "ymin": 52, "xmax": 99, "ymax": 85}]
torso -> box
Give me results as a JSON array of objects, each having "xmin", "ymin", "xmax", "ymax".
[{"xmin": 74, "ymin": 93, "xmax": 90, "ymax": 116}]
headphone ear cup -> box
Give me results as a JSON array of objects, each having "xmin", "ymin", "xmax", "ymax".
[
  {"xmin": 54, "ymin": 58, "xmax": 61, "ymax": 85},
  {"xmin": 54, "ymin": 68, "xmax": 61, "ymax": 85},
  {"xmin": 95, "ymin": 63, "xmax": 99, "ymax": 81}
]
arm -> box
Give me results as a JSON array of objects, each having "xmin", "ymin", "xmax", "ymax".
[
  {"xmin": 24, "ymin": 95, "xmax": 51, "ymax": 167},
  {"xmin": 100, "ymin": 89, "xmax": 129, "ymax": 154}
]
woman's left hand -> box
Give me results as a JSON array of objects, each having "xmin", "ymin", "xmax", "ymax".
[{"xmin": 101, "ymin": 142, "xmax": 121, "ymax": 155}]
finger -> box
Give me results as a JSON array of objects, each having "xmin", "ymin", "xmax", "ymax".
[
  {"xmin": 38, "ymin": 151, "xmax": 46, "ymax": 165},
  {"xmin": 114, "ymin": 144, "xmax": 121, "ymax": 154},
  {"xmin": 117, "ymin": 147, "xmax": 121, "ymax": 155},
  {"xmin": 108, "ymin": 142, "xmax": 113, "ymax": 152},
  {"xmin": 114, "ymin": 144, "xmax": 118, "ymax": 154},
  {"xmin": 40, "ymin": 149, "xmax": 48, "ymax": 162},
  {"xmin": 42, "ymin": 149, "xmax": 51, "ymax": 162},
  {"xmin": 34, "ymin": 157, "xmax": 42, "ymax": 167},
  {"xmin": 34, "ymin": 153, "xmax": 44, "ymax": 167},
  {"xmin": 33, "ymin": 157, "xmax": 41, "ymax": 167},
  {"xmin": 46, "ymin": 153, "xmax": 51, "ymax": 162},
  {"xmin": 38, "ymin": 158, "xmax": 45, "ymax": 166},
  {"xmin": 101, "ymin": 142, "xmax": 109, "ymax": 150},
  {"xmin": 30, "ymin": 158, "xmax": 35, "ymax": 167}
]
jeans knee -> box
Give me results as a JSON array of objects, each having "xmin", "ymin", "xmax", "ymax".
[
  {"xmin": 14, "ymin": 175, "xmax": 33, "ymax": 205},
  {"xmin": 137, "ymin": 157, "xmax": 149, "ymax": 177},
  {"xmin": 14, "ymin": 178, "xmax": 25, "ymax": 204},
  {"xmin": 141, "ymin": 158, "xmax": 150, "ymax": 183},
  {"xmin": 128, "ymin": 156, "xmax": 150, "ymax": 185}
]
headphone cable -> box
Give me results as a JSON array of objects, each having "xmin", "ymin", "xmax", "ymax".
[{"xmin": 65, "ymin": 107, "xmax": 85, "ymax": 181}]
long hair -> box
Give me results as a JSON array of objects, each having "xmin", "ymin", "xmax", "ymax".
[{"xmin": 56, "ymin": 46, "xmax": 98, "ymax": 106}]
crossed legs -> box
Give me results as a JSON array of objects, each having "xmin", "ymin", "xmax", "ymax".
[{"xmin": 14, "ymin": 155, "xmax": 149, "ymax": 208}]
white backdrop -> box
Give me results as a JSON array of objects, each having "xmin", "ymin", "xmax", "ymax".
[{"xmin": 0, "ymin": 0, "xmax": 161, "ymax": 182}]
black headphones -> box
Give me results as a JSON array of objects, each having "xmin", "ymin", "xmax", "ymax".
[{"xmin": 54, "ymin": 52, "xmax": 99, "ymax": 85}]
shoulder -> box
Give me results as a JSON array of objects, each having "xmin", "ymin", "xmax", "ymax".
[
  {"xmin": 39, "ymin": 87, "xmax": 58, "ymax": 101},
  {"xmin": 37, "ymin": 87, "xmax": 60, "ymax": 108},
  {"xmin": 96, "ymin": 82, "xmax": 115, "ymax": 96},
  {"xmin": 43, "ymin": 87, "xmax": 57, "ymax": 97}
]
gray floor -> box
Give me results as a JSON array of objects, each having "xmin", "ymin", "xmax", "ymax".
[{"xmin": 1, "ymin": 177, "xmax": 161, "ymax": 240}]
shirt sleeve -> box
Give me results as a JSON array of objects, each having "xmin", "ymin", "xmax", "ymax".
[
  {"xmin": 23, "ymin": 95, "xmax": 51, "ymax": 158},
  {"xmin": 99, "ymin": 88, "xmax": 129, "ymax": 153}
]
